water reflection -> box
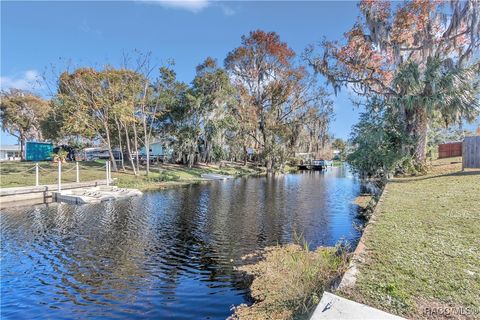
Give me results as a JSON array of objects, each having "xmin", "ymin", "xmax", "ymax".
[{"xmin": 1, "ymin": 167, "xmax": 361, "ymax": 319}]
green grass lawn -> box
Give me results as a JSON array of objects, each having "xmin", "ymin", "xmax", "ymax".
[
  {"xmin": 0, "ymin": 161, "xmax": 107, "ymax": 187},
  {"xmin": 342, "ymin": 157, "xmax": 480, "ymax": 319},
  {"xmin": 0, "ymin": 160, "xmax": 265, "ymax": 190}
]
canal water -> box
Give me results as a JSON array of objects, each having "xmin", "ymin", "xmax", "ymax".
[{"xmin": 1, "ymin": 166, "xmax": 361, "ymax": 319}]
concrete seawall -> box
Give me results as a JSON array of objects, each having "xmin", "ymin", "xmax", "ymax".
[
  {"xmin": 337, "ymin": 183, "xmax": 389, "ymax": 291},
  {"xmin": 309, "ymin": 183, "xmax": 403, "ymax": 320},
  {"xmin": 0, "ymin": 179, "xmax": 115, "ymax": 209}
]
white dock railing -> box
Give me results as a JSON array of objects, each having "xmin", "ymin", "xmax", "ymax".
[{"xmin": 2, "ymin": 161, "xmax": 112, "ymax": 191}]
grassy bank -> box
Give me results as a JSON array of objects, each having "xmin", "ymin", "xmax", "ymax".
[
  {"xmin": 230, "ymin": 244, "xmax": 349, "ymax": 320},
  {"xmin": 0, "ymin": 160, "xmax": 265, "ymax": 190},
  {"xmin": 341, "ymin": 157, "xmax": 480, "ymax": 319}
]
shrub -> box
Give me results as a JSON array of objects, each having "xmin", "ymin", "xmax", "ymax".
[
  {"xmin": 229, "ymin": 244, "xmax": 349, "ymax": 320},
  {"xmin": 347, "ymin": 101, "xmax": 410, "ymax": 179}
]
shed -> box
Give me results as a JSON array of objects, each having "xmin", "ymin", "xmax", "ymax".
[
  {"xmin": 462, "ymin": 136, "xmax": 480, "ymax": 169},
  {"xmin": 25, "ymin": 142, "xmax": 53, "ymax": 161}
]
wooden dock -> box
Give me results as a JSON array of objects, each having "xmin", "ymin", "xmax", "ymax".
[{"xmin": 298, "ymin": 159, "xmax": 333, "ymax": 171}]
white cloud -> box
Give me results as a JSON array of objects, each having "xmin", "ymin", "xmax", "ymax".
[
  {"xmin": 138, "ymin": 0, "xmax": 236, "ymax": 15},
  {"xmin": 142, "ymin": 0, "xmax": 210, "ymax": 13},
  {"xmin": 220, "ymin": 3, "xmax": 235, "ymax": 16},
  {"xmin": 79, "ymin": 19, "xmax": 103, "ymax": 37},
  {"xmin": 0, "ymin": 70, "xmax": 44, "ymax": 92}
]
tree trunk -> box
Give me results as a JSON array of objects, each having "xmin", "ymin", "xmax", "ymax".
[
  {"xmin": 123, "ymin": 122, "xmax": 137, "ymax": 175},
  {"xmin": 142, "ymin": 113, "xmax": 150, "ymax": 177},
  {"xmin": 413, "ymin": 106, "xmax": 428, "ymax": 164},
  {"xmin": 260, "ymin": 120, "xmax": 271, "ymax": 171},
  {"xmin": 133, "ymin": 121, "xmax": 140, "ymax": 173},
  {"xmin": 20, "ymin": 134, "xmax": 25, "ymax": 161},
  {"xmin": 204, "ymin": 140, "xmax": 209, "ymax": 164},
  {"xmin": 266, "ymin": 157, "xmax": 273, "ymax": 172},
  {"xmin": 104, "ymin": 123, "xmax": 118, "ymax": 172},
  {"xmin": 115, "ymin": 117, "xmax": 125, "ymax": 171},
  {"xmin": 404, "ymin": 105, "xmax": 428, "ymax": 168},
  {"xmin": 188, "ymin": 153, "xmax": 194, "ymax": 168},
  {"xmin": 144, "ymin": 138, "xmax": 150, "ymax": 177},
  {"xmin": 243, "ymin": 144, "xmax": 248, "ymax": 166}
]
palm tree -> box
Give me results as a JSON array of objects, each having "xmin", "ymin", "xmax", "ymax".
[{"xmin": 392, "ymin": 58, "xmax": 480, "ymax": 166}]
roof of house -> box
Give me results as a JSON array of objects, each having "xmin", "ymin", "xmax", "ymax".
[
  {"xmin": 0, "ymin": 145, "xmax": 21, "ymax": 151},
  {"xmin": 0, "ymin": 144, "xmax": 20, "ymax": 151}
]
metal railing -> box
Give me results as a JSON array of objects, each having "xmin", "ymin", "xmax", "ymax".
[{"xmin": 2, "ymin": 161, "xmax": 112, "ymax": 191}]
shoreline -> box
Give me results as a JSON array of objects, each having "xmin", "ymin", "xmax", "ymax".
[
  {"xmin": 229, "ymin": 157, "xmax": 480, "ymax": 320},
  {"xmin": 333, "ymin": 157, "xmax": 480, "ymax": 319}
]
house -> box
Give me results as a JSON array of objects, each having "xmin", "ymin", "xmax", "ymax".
[
  {"xmin": 0, "ymin": 145, "xmax": 21, "ymax": 161},
  {"xmin": 139, "ymin": 141, "xmax": 165, "ymax": 157}
]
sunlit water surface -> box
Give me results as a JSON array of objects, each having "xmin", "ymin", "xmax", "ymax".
[{"xmin": 1, "ymin": 167, "xmax": 361, "ymax": 319}]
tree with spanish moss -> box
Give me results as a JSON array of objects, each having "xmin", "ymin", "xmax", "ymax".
[
  {"xmin": 226, "ymin": 30, "xmax": 333, "ymax": 170},
  {"xmin": 306, "ymin": 0, "xmax": 480, "ymax": 168}
]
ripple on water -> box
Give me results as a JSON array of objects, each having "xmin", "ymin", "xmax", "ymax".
[{"xmin": 1, "ymin": 168, "xmax": 361, "ymax": 319}]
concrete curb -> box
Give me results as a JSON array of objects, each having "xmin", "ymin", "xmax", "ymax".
[{"xmin": 311, "ymin": 292, "xmax": 406, "ymax": 320}]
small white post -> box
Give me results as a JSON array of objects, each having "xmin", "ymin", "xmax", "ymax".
[
  {"xmin": 106, "ymin": 161, "xmax": 110, "ymax": 186},
  {"xmin": 58, "ymin": 161, "xmax": 62, "ymax": 192},
  {"xmin": 35, "ymin": 163, "xmax": 39, "ymax": 186},
  {"xmin": 76, "ymin": 161, "xmax": 80, "ymax": 183}
]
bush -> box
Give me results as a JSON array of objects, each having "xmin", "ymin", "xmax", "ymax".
[
  {"xmin": 287, "ymin": 157, "xmax": 302, "ymax": 166},
  {"xmin": 347, "ymin": 102, "xmax": 410, "ymax": 179},
  {"xmin": 229, "ymin": 244, "xmax": 349, "ymax": 320}
]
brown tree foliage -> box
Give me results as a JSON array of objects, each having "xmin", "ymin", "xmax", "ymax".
[{"xmin": 306, "ymin": 0, "xmax": 480, "ymax": 164}]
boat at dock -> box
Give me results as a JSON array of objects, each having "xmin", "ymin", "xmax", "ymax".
[{"xmin": 297, "ymin": 159, "xmax": 333, "ymax": 171}]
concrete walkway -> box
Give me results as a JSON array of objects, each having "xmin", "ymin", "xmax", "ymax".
[{"xmin": 310, "ymin": 292, "xmax": 406, "ymax": 320}]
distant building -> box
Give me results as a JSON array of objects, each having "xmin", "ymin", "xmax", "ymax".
[
  {"xmin": 0, "ymin": 145, "xmax": 21, "ymax": 161},
  {"xmin": 138, "ymin": 141, "xmax": 175, "ymax": 163},
  {"xmin": 139, "ymin": 141, "xmax": 165, "ymax": 156},
  {"xmin": 82, "ymin": 147, "xmax": 121, "ymax": 161}
]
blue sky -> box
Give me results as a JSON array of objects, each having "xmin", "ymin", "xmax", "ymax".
[{"xmin": 2, "ymin": 1, "xmax": 367, "ymax": 144}]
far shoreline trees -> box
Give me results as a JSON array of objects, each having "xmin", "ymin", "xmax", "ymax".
[
  {"xmin": 305, "ymin": 0, "xmax": 480, "ymax": 176},
  {"xmin": 3, "ymin": 30, "xmax": 335, "ymax": 173},
  {"xmin": 2, "ymin": 0, "xmax": 477, "ymax": 180},
  {"xmin": 225, "ymin": 30, "xmax": 333, "ymax": 170}
]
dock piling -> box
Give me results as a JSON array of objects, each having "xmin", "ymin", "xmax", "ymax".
[
  {"xmin": 58, "ymin": 161, "xmax": 62, "ymax": 192},
  {"xmin": 35, "ymin": 163, "xmax": 39, "ymax": 186},
  {"xmin": 106, "ymin": 161, "xmax": 110, "ymax": 186},
  {"xmin": 76, "ymin": 162, "xmax": 80, "ymax": 183}
]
